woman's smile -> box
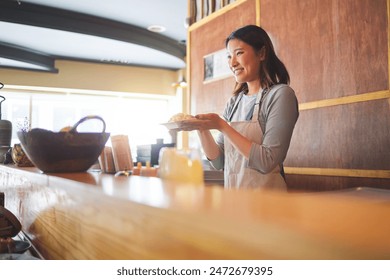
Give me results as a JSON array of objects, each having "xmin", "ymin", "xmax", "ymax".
[{"xmin": 232, "ymin": 67, "xmax": 244, "ymax": 76}]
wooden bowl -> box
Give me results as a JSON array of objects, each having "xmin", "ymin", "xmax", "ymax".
[{"xmin": 17, "ymin": 116, "xmax": 110, "ymax": 173}]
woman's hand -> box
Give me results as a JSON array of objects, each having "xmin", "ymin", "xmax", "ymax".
[
  {"xmin": 195, "ymin": 113, "xmax": 226, "ymax": 130},
  {"xmin": 178, "ymin": 113, "xmax": 226, "ymax": 131}
]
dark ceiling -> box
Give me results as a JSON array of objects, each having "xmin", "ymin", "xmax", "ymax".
[{"xmin": 0, "ymin": 0, "xmax": 188, "ymax": 72}]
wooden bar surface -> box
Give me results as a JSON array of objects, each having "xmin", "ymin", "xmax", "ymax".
[{"xmin": 0, "ymin": 165, "xmax": 389, "ymax": 260}]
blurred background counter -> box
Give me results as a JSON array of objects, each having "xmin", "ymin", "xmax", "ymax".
[{"xmin": 0, "ymin": 164, "xmax": 389, "ymax": 260}]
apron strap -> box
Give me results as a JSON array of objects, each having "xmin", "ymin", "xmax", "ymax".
[
  {"xmin": 251, "ymin": 88, "xmax": 269, "ymax": 121},
  {"xmin": 227, "ymin": 93, "xmax": 243, "ymax": 122}
]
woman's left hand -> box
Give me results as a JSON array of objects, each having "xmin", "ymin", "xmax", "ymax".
[{"xmin": 179, "ymin": 113, "xmax": 226, "ymax": 131}]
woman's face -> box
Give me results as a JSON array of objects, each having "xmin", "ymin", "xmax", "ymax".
[{"xmin": 227, "ymin": 39, "xmax": 264, "ymax": 84}]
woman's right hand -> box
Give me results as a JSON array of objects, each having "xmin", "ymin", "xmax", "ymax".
[{"xmin": 195, "ymin": 113, "xmax": 226, "ymax": 131}]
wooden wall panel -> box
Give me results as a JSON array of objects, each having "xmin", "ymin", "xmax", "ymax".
[
  {"xmin": 285, "ymin": 99, "xmax": 390, "ymax": 170},
  {"xmin": 259, "ymin": 0, "xmax": 390, "ymax": 190},
  {"xmin": 189, "ymin": 0, "xmax": 256, "ymax": 115},
  {"xmin": 261, "ymin": 0, "xmax": 388, "ymax": 103},
  {"xmin": 189, "ymin": 0, "xmax": 390, "ymax": 190},
  {"xmin": 286, "ymin": 175, "xmax": 390, "ymax": 192}
]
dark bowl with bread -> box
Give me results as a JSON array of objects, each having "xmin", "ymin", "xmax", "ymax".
[{"xmin": 17, "ymin": 115, "xmax": 110, "ymax": 173}]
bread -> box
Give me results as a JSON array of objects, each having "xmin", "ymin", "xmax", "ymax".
[
  {"xmin": 168, "ymin": 113, "xmax": 195, "ymax": 122},
  {"xmin": 60, "ymin": 126, "xmax": 72, "ymax": 132},
  {"xmin": 11, "ymin": 144, "xmax": 34, "ymax": 167},
  {"xmin": 0, "ymin": 206, "xmax": 22, "ymax": 238}
]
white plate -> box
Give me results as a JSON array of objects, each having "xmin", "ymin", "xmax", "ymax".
[{"xmin": 161, "ymin": 119, "xmax": 204, "ymax": 130}]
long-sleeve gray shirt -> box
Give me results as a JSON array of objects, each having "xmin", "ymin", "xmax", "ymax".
[{"xmin": 210, "ymin": 84, "xmax": 299, "ymax": 174}]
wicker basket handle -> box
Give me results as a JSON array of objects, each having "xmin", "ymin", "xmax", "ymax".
[{"xmin": 69, "ymin": 115, "xmax": 106, "ymax": 133}]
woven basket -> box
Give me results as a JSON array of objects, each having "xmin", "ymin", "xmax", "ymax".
[{"xmin": 11, "ymin": 143, "xmax": 34, "ymax": 167}]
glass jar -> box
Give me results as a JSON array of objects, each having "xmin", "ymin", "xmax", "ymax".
[{"xmin": 158, "ymin": 147, "xmax": 203, "ymax": 185}]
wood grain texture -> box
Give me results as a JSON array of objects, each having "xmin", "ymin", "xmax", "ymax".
[
  {"xmin": 259, "ymin": 0, "xmax": 390, "ymax": 190},
  {"xmin": 286, "ymin": 174, "xmax": 390, "ymax": 191},
  {"xmin": 261, "ymin": 0, "xmax": 389, "ymax": 103},
  {"xmin": 0, "ymin": 165, "xmax": 390, "ymax": 259},
  {"xmin": 285, "ymin": 99, "xmax": 390, "ymax": 170},
  {"xmin": 285, "ymin": 167, "xmax": 390, "ymax": 179},
  {"xmin": 299, "ymin": 90, "xmax": 390, "ymax": 111}
]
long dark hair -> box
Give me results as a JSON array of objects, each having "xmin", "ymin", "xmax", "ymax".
[{"xmin": 225, "ymin": 25, "xmax": 290, "ymax": 95}]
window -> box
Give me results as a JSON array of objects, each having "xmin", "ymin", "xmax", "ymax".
[{"xmin": 1, "ymin": 87, "xmax": 179, "ymax": 162}]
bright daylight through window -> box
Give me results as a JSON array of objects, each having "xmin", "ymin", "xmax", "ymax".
[{"xmin": 1, "ymin": 87, "xmax": 178, "ymax": 163}]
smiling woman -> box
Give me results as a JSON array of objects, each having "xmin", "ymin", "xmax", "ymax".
[{"xmin": 182, "ymin": 25, "xmax": 299, "ymax": 190}]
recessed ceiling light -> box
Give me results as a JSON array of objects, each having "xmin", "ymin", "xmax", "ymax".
[{"xmin": 147, "ymin": 25, "xmax": 166, "ymax": 33}]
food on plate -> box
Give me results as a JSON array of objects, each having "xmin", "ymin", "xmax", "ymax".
[{"xmin": 168, "ymin": 113, "xmax": 195, "ymax": 122}]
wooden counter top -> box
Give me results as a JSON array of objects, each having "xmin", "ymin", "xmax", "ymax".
[{"xmin": 0, "ymin": 164, "xmax": 389, "ymax": 260}]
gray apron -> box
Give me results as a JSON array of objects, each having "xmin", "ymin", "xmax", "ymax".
[{"xmin": 224, "ymin": 89, "xmax": 287, "ymax": 190}]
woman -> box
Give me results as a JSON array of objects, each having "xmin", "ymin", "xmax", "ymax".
[{"xmin": 183, "ymin": 25, "xmax": 299, "ymax": 190}]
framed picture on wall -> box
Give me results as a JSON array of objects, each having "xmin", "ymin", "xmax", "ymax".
[
  {"xmin": 204, "ymin": 55, "xmax": 214, "ymax": 81},
  {"xmin": 203, "ymin": 49, "xmax": 231, "ymax": 83}
]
